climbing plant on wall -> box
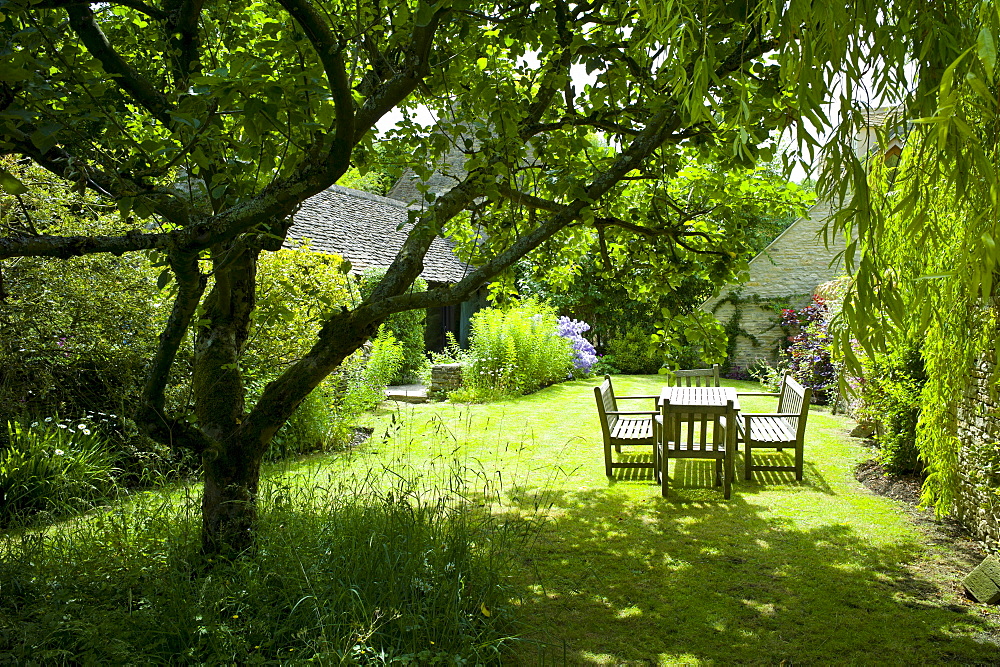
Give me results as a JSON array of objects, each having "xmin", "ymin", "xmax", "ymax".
[{"xmin": 710, "ymin": 289, "xmax": 806, "ymax": 375}]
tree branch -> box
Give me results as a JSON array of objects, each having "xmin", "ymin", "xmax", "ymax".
[
  {"xmin": 32, "ymin": 0, "xmax": 167, "ymax": 20},
  {"xmin": 65, "ymin": 5, "xmax": 175, "ymax": 125},
  {"xmin": 497, "ymin": 183, "xmax": 565, "ymax": 213},
  {"xmin": 366, "ymin": 104, "xmax": 684, "ymax": 318},
  {"xmin": 353, "ymin": 7, "xmax": 447, "ymax": 140},
  {"xmin": 162, "ymin": 0, "xmax": 205, "ymax": 86},
  {"xmin": 0, "ymin": 230, "xmax": 170, "ymax": 260},
  {"xmin": 136, "ymin": 249, "xmax": 214, "ymax": 453},
  {"xmin": 278, "ymin": 0, "xmax": 355, "ymax": 155},
  {"xmin": 2, "ymin": 130, "xmax": 196, "ymax": 225}
]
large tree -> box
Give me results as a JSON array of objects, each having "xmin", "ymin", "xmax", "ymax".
[{"xmin": 0, "ymin": 0, "xmax": 866, "ymax": 553}]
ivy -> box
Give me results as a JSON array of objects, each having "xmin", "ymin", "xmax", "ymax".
[{"xmin": 710, "ymin": 288, "xmax": 806, "ymax": 374}]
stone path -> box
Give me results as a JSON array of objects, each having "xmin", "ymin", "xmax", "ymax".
[{"xmin": 384, "ymin": 383, "xmax": 428, "ymax": 403}]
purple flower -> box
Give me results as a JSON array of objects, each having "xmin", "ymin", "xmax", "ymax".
[{"xmin": 557, "ymin": 316, "xmax": 597, "ymax": 374}]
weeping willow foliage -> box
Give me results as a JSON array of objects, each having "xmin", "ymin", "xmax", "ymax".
[{"xmin": 823, "ymin": 0, "xmax": 1000, "ymax": 515}]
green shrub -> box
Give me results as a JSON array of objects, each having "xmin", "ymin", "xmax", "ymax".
[
  {"xmin": 456, "ymin": 300, "xmax": 573, "ymax": 401},
  {"xmin": 855, "ymin": 343, "xmax": 926, "ymax": 473},
  {"xmin": 1, "ymin": 419, "xmax": 119, "ymax": 526},
  {"xmin": 357, "ymin": 268, "xmax": 429, "ymax": 384},
  {"xmin": 605, "ymin": 328, "xmax": 661, "ymax": 374},
  {"xmin": 341, "ymin": 326, "xmax": 406, "ymax": 413},
  {"xmin": 265, "ymin": 385, "xmax": 338, "ymax": 462},
  {"xmin": 247, "ymin": 247, "xmax": 358, "ymax": 458},
  {"xmin": 0, "ymin": 166, "xmax": 167, "ymax": 429}
]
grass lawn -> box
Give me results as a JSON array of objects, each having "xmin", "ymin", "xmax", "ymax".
[{"xmin": 335, "ymin": 375, "xmax": 1000, "ymax": 664}]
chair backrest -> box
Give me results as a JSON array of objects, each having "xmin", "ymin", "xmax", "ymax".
[
  {"xmin": 660, "ymin": 399, "xmax": 733, "ymax": 453},
  {"xmin": 594, "ymin": 375, "xmax": 619, "ymax": 430},
  {"xmin": 664, "ymin": 364, "xmax": 721, "ymax": 388},
  {"xmin": 776, "ymin": 373, "xmax": 811, "ymax": 439}
]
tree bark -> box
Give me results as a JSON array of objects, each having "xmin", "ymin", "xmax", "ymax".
[{"xmin": 194, "ymin": 242, "xmax": 260, "ymax": 554}]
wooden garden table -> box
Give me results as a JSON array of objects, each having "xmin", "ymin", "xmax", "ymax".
[
  {"xmin": 658, "ymin": 385, "xmax": 741, "ymax": 454},
  {"xmin": 658, "ymin": 385, "xmax": 740, "ymax": 413}
]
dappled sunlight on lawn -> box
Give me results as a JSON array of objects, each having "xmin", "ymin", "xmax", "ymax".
[{"xmin": 342, "ymin": 375, "xmax": 1000, "ymax": 664}]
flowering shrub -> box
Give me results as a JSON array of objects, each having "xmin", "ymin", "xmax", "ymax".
[
  {"xmin": 454, "ymin": 301, "xmax": 573, "ymax": 401},
  {"xmin": 557, "ymin": 317, "xmax": 597, "ymax": 376},
  {"xmin": 780, "ymin": 296, "xmax": 837, "ymax": 404}
]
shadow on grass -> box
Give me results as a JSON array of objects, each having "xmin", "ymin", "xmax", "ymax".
[
  {"xmin": 608, "ymin": 452, "xmax": 835, "ymax": 496},
  {"xmin": 500, "ymin": 485, "xmax": 999, "ymax": 664}
]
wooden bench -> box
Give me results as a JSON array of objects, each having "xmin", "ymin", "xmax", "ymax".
[
  {"xmin": 738, "ymin": 373, "xmax": 811, "ymax": 481},
  {"xmin": 595, "ymin": 375, "xmax": 658, "ymax": 477}
]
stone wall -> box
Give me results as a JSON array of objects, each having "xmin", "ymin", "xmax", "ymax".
[
  {"xmin": 428, "ymin": 363, "xmax": 463, "ymax": 398},
  {"xmin": 701, "ymin": 199, "xmax": 844, "ymax": 371},
  {"xmin": 954, "ymin": 352, "xmax": 1000, "ymax": 552}
]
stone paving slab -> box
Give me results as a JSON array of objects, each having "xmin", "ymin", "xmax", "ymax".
[{"xmin": 385, "ymin": 384, "xmax": 428, "ymax": 403}]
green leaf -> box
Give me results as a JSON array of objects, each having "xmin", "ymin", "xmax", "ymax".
[
  {"xmin": 156, "ymin": 268, "xmax": 173, "ymax": 290},
  {"xmin": 978, "ymin": 26, "xmax": 997, "ymax": 78},
  {"xmin": 0, "ymin": 167, "xmax": 27, "ymax": 195}
]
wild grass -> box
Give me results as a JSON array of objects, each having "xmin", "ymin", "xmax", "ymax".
[
  {"xmin": 0, "ymin": 458, "xmax": 541, "ymax": 664},
  {"xmin": 0, "ymin": 419, "xmax": 120, "ymax": 526}
]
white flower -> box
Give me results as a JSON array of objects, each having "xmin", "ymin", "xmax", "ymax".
[
  {"xmin": 83, "ymin": 429, "xmax": 91, "ymax": 435},
  {"xmin": 44, "ymin": 417, "xmax": 53, "ymax": 422},
  {"xmin": 78, "ymin": 424, "xmax": 87, "ymax": 430},
  {"xmin": 54, "ymin": 449, "xmax": 64, "ymax": 456}
]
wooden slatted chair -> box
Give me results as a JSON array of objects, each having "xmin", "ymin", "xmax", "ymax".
[
  {"xmin": 738, "ymin": 373, "xmax": 811, "ymax": 481},
  {"xmin": 594, "ymin": 375, "xmax": 659, "ymax": 477},
  {"xmin": 664, "ymin": 364, "xmax": 721, "ymax": 387},
  {"xmin": 656, "ymin": 398, "xmax": 735, "ymax": 498}
]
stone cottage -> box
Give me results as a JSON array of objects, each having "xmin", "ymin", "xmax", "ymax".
[
  {"xmin": 699, "ymin": 197, "xmax": 843, "ymax": 372},
  {"xmin": 701, "ymin": 107, "xmax": 904, "ymax": 372},
  {"xmin": 287, "ymin": 183, "xmax": 485, "ymax": 351}
]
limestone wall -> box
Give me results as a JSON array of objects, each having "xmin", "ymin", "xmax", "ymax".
[
  {"xmin": 701, "ymin": 199, "xmax": 845, "ymax": 372},
  {"xmin": 428, "ymin": 363, "xmax": 463, "ymax": 398},
  {"xmin": 954, "ymin": 352, "xmax": 1000, "ymax": 552}
]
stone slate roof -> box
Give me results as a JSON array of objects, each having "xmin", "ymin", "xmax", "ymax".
[{"xmin": 287, "ymin": 184, "xmax": 472, "ymax": 284}]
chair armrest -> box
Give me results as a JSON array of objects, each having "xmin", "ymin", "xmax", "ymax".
[
  {"xmin": 606, "ymin": 410, "xmax": 658, "ymax": 416},
  {"xmin": 616, "ymin": 395, "xmax": 659, "ymax": 400},
  {"xmin": 736, "ymin": 392, "xmax": 780, "ymax": 397},
  {"xmin": 741, "ymin": 412, "xmax": 801, "ymax": 418}
]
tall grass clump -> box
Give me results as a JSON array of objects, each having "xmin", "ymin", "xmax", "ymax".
[
  {"xmin": 456, "ymin": 300, "xmax": 573, "ymax": 401},
  {"xmin": 0, "ymin": 419, "xmax": 119, "ymax": 526},
  {"xmin": 0, "ymin": 461, "xmax": 539, "ymax": 664}
]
